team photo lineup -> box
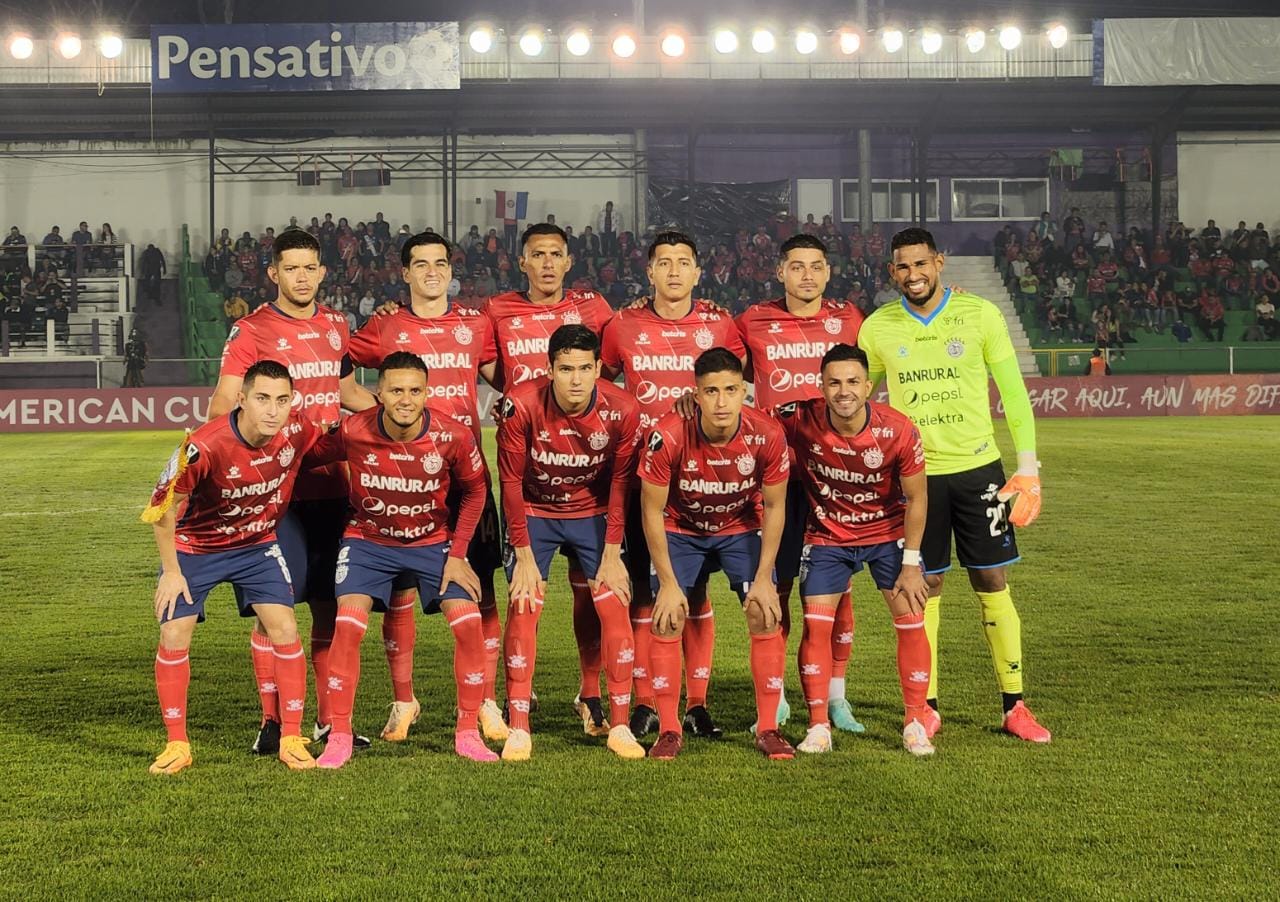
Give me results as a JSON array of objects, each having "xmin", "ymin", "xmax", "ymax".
[{"xmin": 142, "ymin": 221, "xmax": 1050, "ymax": 774}]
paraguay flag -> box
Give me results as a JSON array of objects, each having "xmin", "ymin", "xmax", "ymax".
[{"xmin": 494, "ymin": 190, "xmax": 529, "ymax": 224}]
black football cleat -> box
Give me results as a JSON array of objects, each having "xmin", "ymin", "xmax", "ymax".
[
  {"xmin": 629, "ymin": 704, "xmax": 660, "ymax": 739},
  {"xmin": 682, "ymin": 705, "xmax": 724, "ymax": 739}
]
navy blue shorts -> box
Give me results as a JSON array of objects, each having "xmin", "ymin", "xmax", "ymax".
[
  {"xmin": 650, "ymin": 531, "xmax": 762, "ymax": 603},
  {"xmin": 800, "ymin": 540, "xmax": 904, "ymax": 596},
  {"xmin": 505, "ymin": 514, "xmax": 606, "ymax": 582},
  {"xmin": 385, "ymin": 485, "xmax": 501, "ymax": 604},
  {"xmin": 161, "ymin": 541, "xmax": 294, "ymax": 623},
  {"xmin": 276, "ymin": 497, "xmax": 347, "ymax": 605},
  {"xmin": 335, "ymin": 538, "xmax": 472, "ymax": 614},
  {"xmin": 776, "ymin": 480, "xmax": 808, "ymax": 583}
]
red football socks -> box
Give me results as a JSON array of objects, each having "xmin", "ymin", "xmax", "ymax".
[
  {"xmin": 155, "ymin": 644, "xmax": 190, "ymax": 742},
  {"xmin": 799, "ymin": 605, "xmax": 835, "ymax": 727},
  {"xmin": 249, "ymin": 629, "xmax": 278, "ymax": 724},
  {"xmin": 310, "ymin": 621, "xmax": 334, "ymax": 728},
  {"xmin": 382, "ymin": 590, "xmax": 417, "ymax": 704},
  {"xmin": 683, "ymin": 587, "xmax": 715, "ymax": 709},
  {"xmin": 831, "ymin": 591, "xmax": 854, "ymax": 680},
  {"xmin": 648, "ymin": 633, "xmax": 683, "ymax": 735},
  {"xmin": 326, "ymin": 606, "xmax": 369, "ymax": 735},
  {"xmin": 445, "ymin": 602, "xmax": 485, "ymax": 732},
  {"xmin": 479, "ymin": 592, "xmax": 502, "ymax": 701},
  {"xmin": 894, "ymin": 612, "xmax": 931, "ymax": 717},
  {"xmin": 570, "ymin": 567, "xmax": 602, "ymax": 698},
  {"xmin": 750, "ymin": 629, "xmax": 786, "ymax": 733},
  {"xmin": 272, "ymin": 638, "xmax": 309, "ymax": 738},
  {"xmin": 593, "ymin": 586, "xmax": 635, "ymax": 727},
  {"xmin": 630, "ymin": 602, "xmax": 656, "ymax": 709},
  {"xmin": 503, "ymin": 590, "xmax": 544, "ymax": 732}
]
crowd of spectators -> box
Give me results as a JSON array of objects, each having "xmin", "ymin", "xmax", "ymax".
[
  {"xmin": 999, "ymin": 211, "xmax": 1280, "ymax": 349},
  {"xmin": 204, "ymin": 207, "xmax": 910, "ymax": 333}
]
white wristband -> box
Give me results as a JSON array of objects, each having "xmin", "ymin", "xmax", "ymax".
[{"xmin": 902, "ymin": 548, "xmax": 922, "ymax": 567}]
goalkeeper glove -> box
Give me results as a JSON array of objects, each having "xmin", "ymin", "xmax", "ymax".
[{"xmin": 997, "ymin": 452, "xmax": 1042, "ymax": 528}]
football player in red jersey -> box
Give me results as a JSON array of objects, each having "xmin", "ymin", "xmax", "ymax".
[
  {"xmin": 304, "ymin": 352, "xmax": 496, "ymax": 767},
  {"xmin": 347, "ymin": 233, "xmax": 508, "ymax": 744},
  {"xmin": 208, "ymin": 229, "xmax": 377, "ymax": 757},
  {"xmin": 734, "ymin": 233, "xmax": 865, "ymax": 734},
  {"xmin": 143, "ymin": 360, "xmax": 325, "ymax": 774},
  {"xmin": 496, "ymin": 325, "xmax": 643, "ymax": 761},
  {"xmin": 775, "ymin": 344, "xmax": 935, "ymax": 756},
  {"xmin": 483, "ymin": 223, "xmax": 618, "ymax": 737},
  {"xmin": 639, "ymin": 349, "xmax": 793, "ymax": 760},
  {"xmin": 601, "ymin": 231, "xmax": 747, "ymax": 741}
]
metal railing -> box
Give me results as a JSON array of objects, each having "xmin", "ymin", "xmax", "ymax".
[{"xmin": 1032, "ymin": 344, "xmax": 1280, "ymax": 377}]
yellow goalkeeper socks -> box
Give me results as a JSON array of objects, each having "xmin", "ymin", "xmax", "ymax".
[
  {"xmin": 923, "ymin": 595, "xmax": 941, "ymax": 702},
  {"xmin": 976, "ymin": 588, "xmax": 1023, "ymax": 696}
]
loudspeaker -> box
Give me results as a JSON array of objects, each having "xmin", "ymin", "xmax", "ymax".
[
  {"xmin": 341, "ymin": 168, "xmax": 392, "ymax": 188},
  {"xmin": 296, "ymin": 171, "xmax": 321, "ymax": 186}
]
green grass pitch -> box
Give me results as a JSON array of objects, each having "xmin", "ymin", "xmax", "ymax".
[{"xmin": 0, "ymin": 418, "xmax": 1276, "ymax": 898}]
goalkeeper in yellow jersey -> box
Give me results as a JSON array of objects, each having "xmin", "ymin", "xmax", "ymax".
[{"xmin": 857, "ymin": 227, "xmax": 1050, "ymax": 743}]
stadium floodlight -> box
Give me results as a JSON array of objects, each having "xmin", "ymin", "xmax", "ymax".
[
  {"xmin": 660, "ymin": 32, "xmax": 686, "ymax": 58},
  {"xmin": 518, "ymin": 29, "xmax": 544, "ymax": 57},
  {"xmin": 751, "ymin": 29, "xmax": 776, "ymax": 54},
  {"xmin": 56, "ymin": 32, "xmax": 82, "ymax": 60},
  {"xmin": 998, "ymin": 25, "xmax": 1023, "ymax": 51},
  {"xmin": 712, "ymin": 29, "xmax": 738, "ymax": 54},
  {"xmin": 881, "ymin": 27, "xmax": 904, "ymax": 54},
  {"xmin": 1047, "ymin": 23, "xmax": 1070, "ymax": 49},
  {"xmin": 838, "ymin": 30, "xmax": 861, "ymax": 55},
  {"xmin": 794, "ymin": 29, "xmax": 819, "ymax": 55},
  {"xmin": 565, "ymin": 29, "xmax": 591, "ymax": 57},
  {"xmin": 920, "ymin": 28, "xmax": 943, "ymax": 55},
  {"xmin": 98, "ymin": 33, "xmax": 124, "ymax": 59},
  {"xmin": 611, "ymin": 32, "xmax": 637, "ymax": 58},
  {"xmin": 8, "ymin": 33, "xmax": 34, "ymax": 60},
  {"xmin": 964, "ymin": 28, "xmax": 986, "ymax": 53},
  {"xmin": 468, "ymin": 26, "xmax": 494, "ymax": 54}
]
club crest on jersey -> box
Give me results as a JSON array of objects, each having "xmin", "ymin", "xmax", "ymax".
[
  {"xmin": 562, "ymin": 309, "xmax": 582, "ymax": 325},
  {"xmin": 588, "ymin": 431, "xmax": 610, "ymax": 451},
  {"xmin": 365, "ymin": 452, "xmax": 378, "ymax": 465},
  {"xmin": 736, "ymin": 453, "xmax": 756, "ymax": 476},
  {"xmin": 326, "ymin": 329, "xmax": 343, "ymax": 351},
  {"xmin": 694, "ymin": 327, "xmax": 715, "ymax": 350},
  {"xmin": 453, "ymin": 324, "xmax": 474, "ymax": 345},
  {"xmin": 227, "ymin": 465, "xmax": 241, "ymax": 479},
  {"xmin": 277, "ymin": 446, "xmax": 295, "ymax": 468},
  {"xmin": 862, "ymin": 447, "xmax": 884, "ymax": 469},
  {"xmin": 422, "ymin": 452, "xmax": 444, "ymax": 474},
  {"xmin": 823, "ymin": 317, "xmax": 843, "ymax": 335},
  {"xmin": 946, "ymin": 338, "xmax": 965, "ymax": 358},
  {"xmin": 335, "ymin": 546, "xmax": 350, "ymax": 584}
]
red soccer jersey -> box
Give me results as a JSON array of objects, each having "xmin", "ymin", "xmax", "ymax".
[
  {"xmin": 482, "ymin": 288, "xmax": 615, "ymax": 388},
  {"xmin": 600, "ymin": 299, "xmax": 747, "ymax": 430},
  {"xmin": 497, "ymin": 379, "xmax": 640, "ymax": 547},
  {"xmin": 638, "ymin": 408, "xmax": 790, "ymax": 537},
  {"xmin": 308, "ymin": 407, "xmax": 487, "ymax": 552},
  {"xmin": 775, "ymin": 398, "xmax": 925, "ymax": 546},
  {"xmin": 151, "ymin": 411, "xmax": 321, "ymax": 553},
  {"xmin": 347, "ymin": 304, "xmax": 496, "ymax": 444},
  {"xmin": 734, "ymin": 298, "xmax": 863, "ymax": 409},
  {"xmin": 218, "ymin": 302, "xmax": 350, "ymax": 500}
]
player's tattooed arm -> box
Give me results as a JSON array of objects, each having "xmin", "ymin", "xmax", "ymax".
[{"xmin": 151, "ymin": 497, "xmax": 194, "ymax": 621}]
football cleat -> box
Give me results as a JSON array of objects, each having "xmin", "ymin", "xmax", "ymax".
[
  {"xmin": 921, "ymin": 706, "xmax": 942, "ymax": 739},
  {"xmin": 502, "ymin": 728, "xmax": 532, "ymax": 762},
  {"xmin": 828, "ymin": 698, "xmax": 866, "ymax": 734},
  {"xmin": 573, "ymin": 694, "xmax": 611, "ymax": 737},
  {"xmin": 316, "ymin": 733, "xmax": 353, "ymax": 769},
  {"xmin": 649, "ymin": 731, "xmax": 683, "ymax": 760},
  {"xmin": 478, "ymin": 699, "xmax": 510, "ymax": 743},
  {"xmin": 1002, "ymin": 701, "xmax": 1052, "ymax": 743},
  {"xmin": 797, "ymin": 723, "xmax": 833, "ymax": 754},
  {"xmin": 380, "ymin": 698, "xmax": 421, "ymax": 742},
  {"xmin": 902, "ymin": 719, "xmax": 936, "ymax": 757},
  {"xmin": 606, "ymin": 724, "xmax": 646, "ymax": 760},
  {"xmin": 629, "ymin": 704, "xmax": 660, "ymax": 739},
  {"xmin": 149, "ymin": 740, "xmax": 193, "ymax": 775},
  {"xmin": 251, "ymin": 719, "xmax": 281, "ymax": 755},
  {"xmin": 314, "ymin": 722, "xmax": 371, "ymax": 749},
  {"xmin": 682, "ymin": 705, "xmax": 723, "ymax": 739},
  {"xmin": 754, "ymin": 729, "xmax": 795, "ymax": 760},
  {"xmin": 279, "ymin": 735, "xmax": 317, "ymax": 770},
  {"xmin": 455, "ymin": 729, "xmax": 499, "ymax": 763},
  {"xmin": 776, "ymin": 692, "xmax": 791, "ymax": 726}
]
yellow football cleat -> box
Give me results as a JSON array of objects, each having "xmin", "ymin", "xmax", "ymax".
[
  {"xmin": 381, "ymin": 698, "xmax": 421, "ymax": 742},
  {"xmin": 501, "ymin": 728, "xmax": 532, "ymax": 762},
  {"xmin": 478, "ymin": 699, "xmax": 510, "ymax": 743},
  {"xmin": 278, "ymin": 734, "xmax": 317, "ymax": 770},
  {"xmin": 606, "ymin": 725, "xmax": 645, "ymax": 760},
  {"xmin": 149, "ymin": 740, "xmax": 193, "ymax": 775}
]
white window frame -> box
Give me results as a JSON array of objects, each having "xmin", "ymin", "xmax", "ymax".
[
  {"xmin": 840, "ymin": 178, "xmax": 940, "ymax": 223},
  {"xmin": 951, "ymin": 177, "xmax": 1050, "ymax": 221}
]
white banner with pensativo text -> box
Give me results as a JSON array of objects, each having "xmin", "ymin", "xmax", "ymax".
[{"xmin": 150, "ymin": 22, "xmax": 459, "ymax": 93}]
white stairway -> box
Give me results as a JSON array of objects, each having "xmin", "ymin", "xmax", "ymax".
[{"xmin": 939, "ymin": 256, "xmax": 1040, "ymax": 378}]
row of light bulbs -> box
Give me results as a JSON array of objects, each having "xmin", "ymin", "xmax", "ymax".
[
  {"xmin": 469, "ymin": 23, "xmax": 1073, "ymax": 58},
  {"xmin": 6, "ymin": 32, "xmax": 125, "ymax": 60}
]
